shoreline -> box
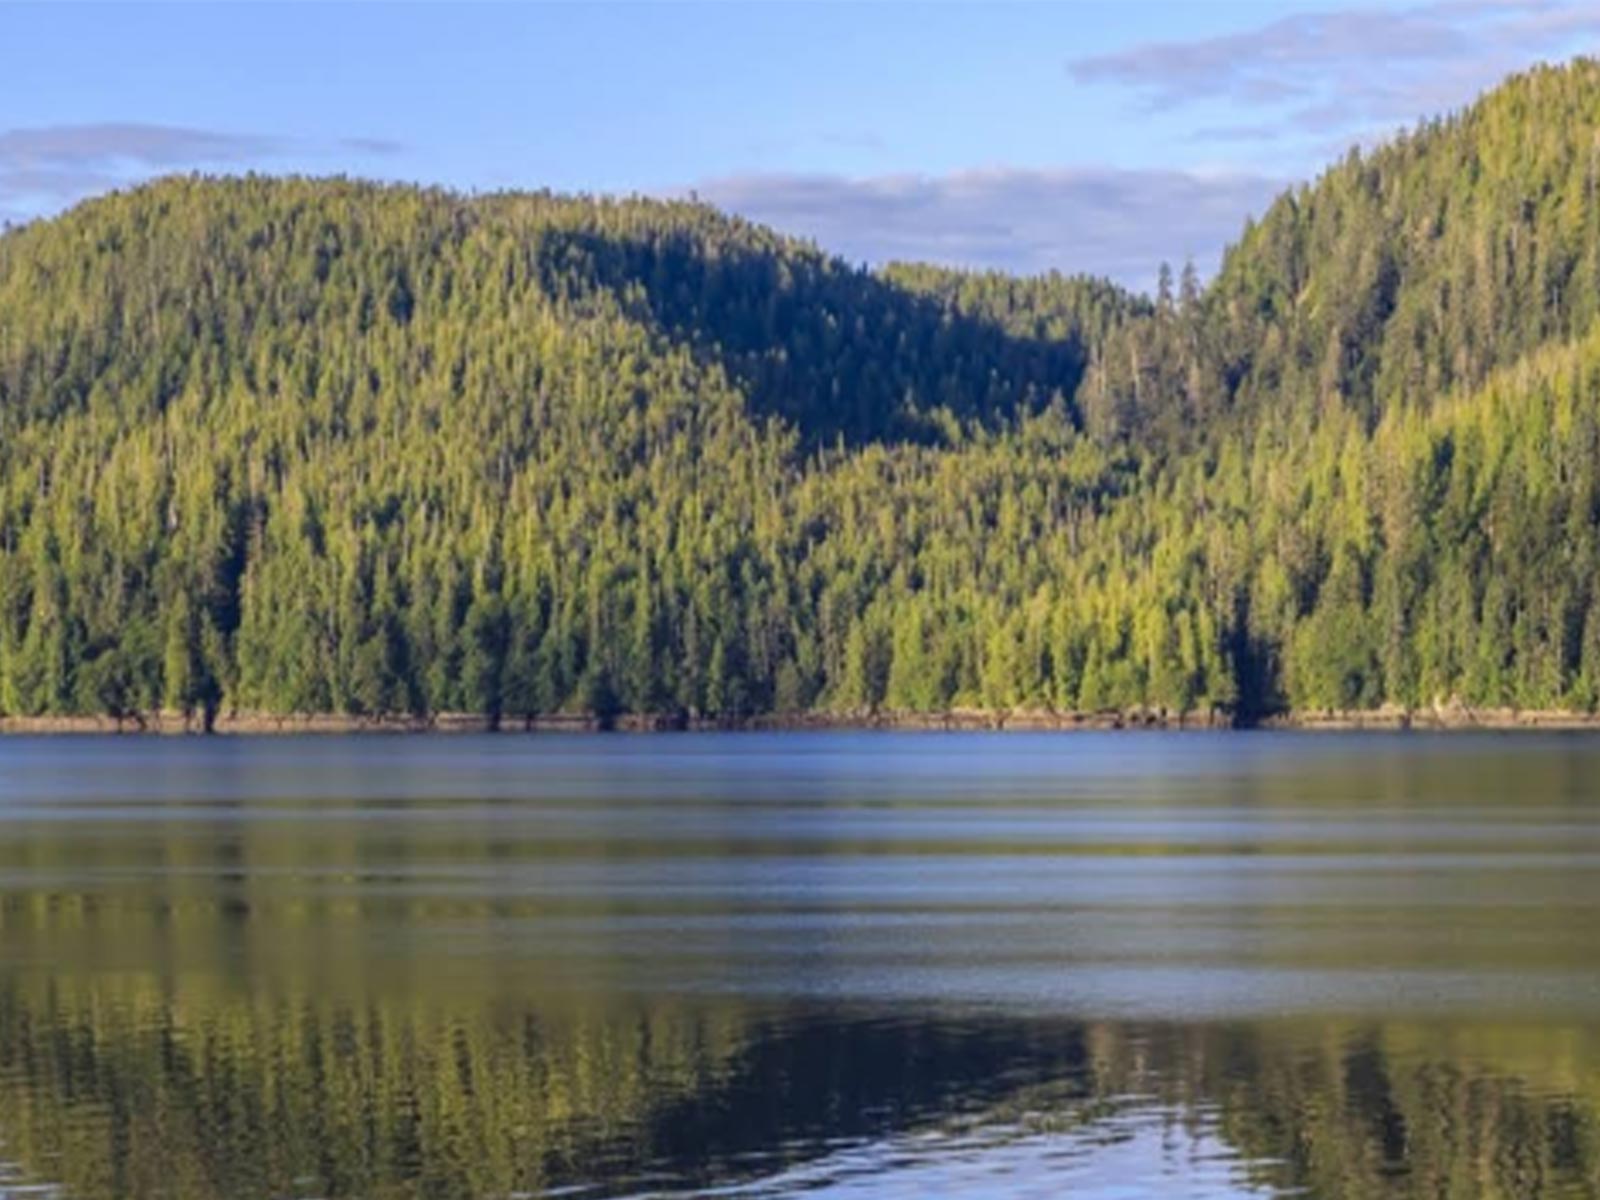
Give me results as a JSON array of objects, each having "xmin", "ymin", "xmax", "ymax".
[
  {"xmin": 5, "ymin": 703, "xmax": 1600, "ymax": 734},
  {"xmin": 0, "ymin": 708, "xmax": 1213, "ymax": 735}
]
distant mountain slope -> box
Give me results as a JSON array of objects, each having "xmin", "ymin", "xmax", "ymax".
[
  {"xmin": 0, "ymin": 178, "xmax": 1129, "ymax": 447},
  {"xmin": 7, "ymin": 61, "xmax": 1600, "ymax": 726},
  {"xmin": 1089, "ymin": 58, "xmax": 1600, "ymax": 444},
  {"xmin": 0, "ymin": 176, "xmax": 1138, "ymax": 723}
]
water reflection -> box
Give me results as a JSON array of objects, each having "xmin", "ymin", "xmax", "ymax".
[
  {"xmin": 3, "ymin": 984, "xmax": 1599, "ymax": 1198},
  {"xmin": 0, "ymin": 733, "xmax": 1598, "ymax": 1198}
]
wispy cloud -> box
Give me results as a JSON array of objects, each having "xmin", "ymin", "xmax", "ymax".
[
  {"xmin": 340, "ymin": 136, "xmax": 406, "ymax": 157},
  {"xmin": 0, "ymin": 123, "xmax": 405, "ymax": 220},
  {"xmin": 1071, "ymin": 0, "xmax": 1600, "ymax": 148},
  {"xmin": 0, "ymin": 122, "xmax": 285, "ymax": 215},
  {"xmin": 0, "ymin": 124, "xmax": 282, "ymax": 172},
  {"xmin": 692, "ymin": 166, "xmax": 1284, "ymax": 288}
]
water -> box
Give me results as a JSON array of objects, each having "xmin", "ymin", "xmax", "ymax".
[{"xmin": 0, "ymin": 731, "xmax": 1598, "ymax": 1198}]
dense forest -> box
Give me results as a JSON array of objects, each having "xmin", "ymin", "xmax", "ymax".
[{"xmin": 7, "ymin": 60, "xmax": 1600, "ymax": 726}]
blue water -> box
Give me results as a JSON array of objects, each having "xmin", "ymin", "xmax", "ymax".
[{"xmin": 0, "ymin": 732, "xmax": 1597, "ymax": 1197}]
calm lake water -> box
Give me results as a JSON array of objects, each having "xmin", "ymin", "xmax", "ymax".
[{"xmin": 1, "ymin": 732, "xmax": 1599, "ymax": 1198}]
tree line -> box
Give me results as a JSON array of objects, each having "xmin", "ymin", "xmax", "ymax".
[{"xmin": 7, "ymin": 61, "xmax": 1600, "ymax": 723}]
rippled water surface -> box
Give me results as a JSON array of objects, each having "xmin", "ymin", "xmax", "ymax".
[{"xmin": 2, "ymin": 731, "xmax": 1599, "ymax": 1198}]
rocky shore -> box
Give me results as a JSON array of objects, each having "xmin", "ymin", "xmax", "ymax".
[{"xmin": 8, "ymin": 701, "xmax": 1600, "ymax": 734}]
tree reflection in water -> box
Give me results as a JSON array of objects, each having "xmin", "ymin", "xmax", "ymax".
[{"xmin": 0, "ymin": 973, "xmax": 1596, "ymax": 1198}]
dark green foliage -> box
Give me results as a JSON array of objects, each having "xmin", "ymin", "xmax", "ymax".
[{"xmin": 9, "ymin": 61, "xmax": 1600, "ymax": 722}]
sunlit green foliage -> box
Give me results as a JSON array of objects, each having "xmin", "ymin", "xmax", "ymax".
[{"xmin": 8, "ymin": 61, "xmax": 1600, "ymax": 722}]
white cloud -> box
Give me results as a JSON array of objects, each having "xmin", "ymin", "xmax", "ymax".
[
  {"xmin": 1070, "ymin": 0, "xmax": 1600, "ymax": 147},
  {"xmin": 0, "ymin": 123, "xmax": 285, "ymax": 214},
  {"xmin": 692, "ymin": 166, "xmax": 1284, "ymax": 288},
  {"xmin": 0, "ymin": 123, "xmax": 405, "ymax": 218}
]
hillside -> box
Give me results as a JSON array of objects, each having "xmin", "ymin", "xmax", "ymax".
[
  {"xmin": 6, "ymin": 60, "xmax": 1600, "ymax": 727},
  {"xmin": 1089, "ymin": 59, "xmax": 1600, "ymax": 445}
]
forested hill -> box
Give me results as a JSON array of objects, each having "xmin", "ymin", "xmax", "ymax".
[
  {"xmin": 1088, "ymin": 59, "xmax": 1600, "ymax": 448},
  {"xmin": 6, "ymin": 60, "xmax": 1600, "ymax": 727}
]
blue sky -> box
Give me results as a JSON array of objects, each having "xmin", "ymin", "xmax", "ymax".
[{"xmin": 4, "ymin": 1, "xmax": 1599, "ymax": 288}]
